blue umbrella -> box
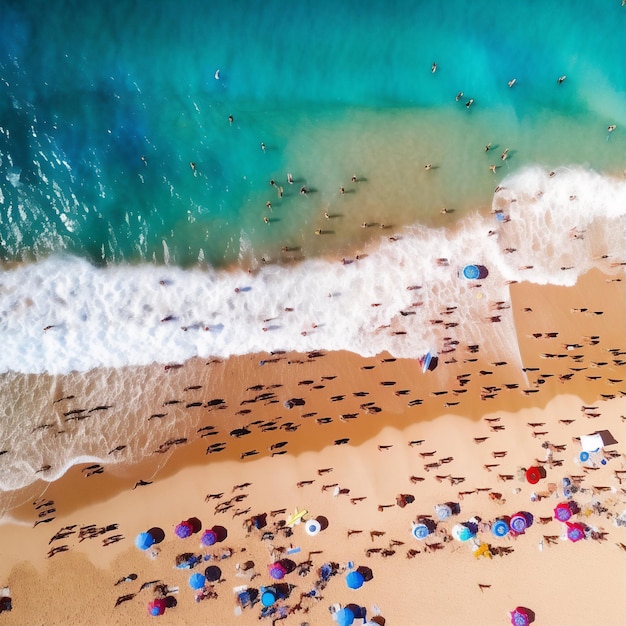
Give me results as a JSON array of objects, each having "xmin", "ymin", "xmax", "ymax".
[
  {"xmin": 335, "ymin": 607, "xmax": 355, "ymax": 626},
  {"xmin": 200, "ymin": 529, "xmax": 217, "ymax": 547},
  {"xmin": 462, "ymin": 264, "xmax": 480, "ymax": 280},
  {"xmin": 135, "ymin": 531, "xmax": 155, "ymax": 551},
  {"xmin": 189, "ymin": 572, "xmax": 206, "ymax": 590},
  {"xmin": 492, "ymin": 519, "xmax": 509, "ymax": 538},
  {"xmin": 346, "ymin": 571, "xmax": 364, "ymax": 589},
  {"xmin": 261, "ymin": 591, "xmax": 276, "ymax": 607},
  {"xmin": 412, "ymin": 523, "xmax": 431, "ymax": 540},
  {"xmin": 434, "ymin": 504, "xmax": 452, "ymax": 521}
]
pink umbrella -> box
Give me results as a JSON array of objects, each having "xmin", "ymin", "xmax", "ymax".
[
  {"xmin": 268, "ymin": 562, "xmax": 287, "ymax": 580},
  {"xmin": 554, "ymin": 503, "xmax": 572, "ymax": 522},
  {"xmin": 566, "ymin": 522, "xmax": 586, "ymax": 542},
  {"xmin": 175, "ymin": 520, "xmax": 194, "ymax": 539},
  {"xmin": 509, "ymin": 513, "xmax": 528, "ymax": 535}
]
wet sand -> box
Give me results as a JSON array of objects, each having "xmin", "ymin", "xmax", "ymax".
[{"xmin": 0, "ymin": 268, "xmax": 624, "ymax": 625}]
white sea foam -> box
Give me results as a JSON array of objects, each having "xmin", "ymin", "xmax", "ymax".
[{"xmin": 0, "ymin": 166, "xmax": 623, "ymax": 377}]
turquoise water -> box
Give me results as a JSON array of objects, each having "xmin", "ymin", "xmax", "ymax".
[{"xmin": 1, "ymin": 0, "xmax": 625, "ymax": 267}]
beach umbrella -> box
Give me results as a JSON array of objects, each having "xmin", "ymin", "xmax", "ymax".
[
  {"xmin": 346, "ymin": 571, "xmax": 365, "ymax": 589},
  {"xmin": 510, "ymin": 607, "xmax": 530, "ymax": 626},
  {"xmin": 189, "ymin": 572, "xmax": 206, "ymax": 590},
  {"xmin": 175, "ymin": 520, "xmax": 194, "ymax": 539},
  {"xmin": 451, "ymin": 523, "xmax": 474, "ymax": 542},
  {"xmin": 525, "ymin": 466, "xmax": 543, "ymax": 485},
  {"xmin": 147, "ymin": 598, "xmax": 166, "ymax": 616},
  {"xmin": 509, "ymin": 513, "xmax": 528, "ymax": 535},
  {"xmin": 261, "ymin": 591, "xmax": 276, "ymax": 607},
  {"xmin": 579, "ymin": 451, "xmax": 590, "ymax": 463},
  {"xmin": 566, "ymin": 522, "xmax": 586, "ymax": 542},
  {"xmin": 204, "ymin": 565, "xmax": 222, "ymax": 582},
  {"xmin": 491, "ymin": 519, "xmax": 510, "ymax": 538},
  {"xmin": 554, "ymin": 503, "xmax": 572, "ymax": 522},
  {"xmin": 412, "ymin": 523, "xmax": 431, "ymax": 540},
  {"xmin": 462, "ymin": 264, "xmax": 481, "ymax": 280},
  {"xmin": 434, "ymin": 504, "xmax": 452, "ymax": 521},
  {"xmin": 305, "ymin": 518, "xmax": 321, "ymax": 536},
  {"xmin": 335, "ymin": 607, "xmax": 355, "ymax": 626},
  {"xmin": 200, "ymin": 529, "xmax": 217, "ymax": 547},
  {"xmin": 268, "ymin": 562, "xmax": 287, "ymax": 580},
  {"xmin": 135, "ymin": 531, "xmax": 155, "ymax": 551}
]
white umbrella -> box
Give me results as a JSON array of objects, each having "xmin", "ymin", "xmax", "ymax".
[{"xmin": 305, "ymin": 519, "xmax": 321, "ymax": 536}]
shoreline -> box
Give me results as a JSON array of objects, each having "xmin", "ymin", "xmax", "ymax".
[{"xmin": 1, "ymin": 267, "xmax": 624, "ymax": 513}]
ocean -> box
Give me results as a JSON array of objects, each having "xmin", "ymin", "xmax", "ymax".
[{"xmin": 0, "ymin": 0, "xmax": 625, "ymax": 497}]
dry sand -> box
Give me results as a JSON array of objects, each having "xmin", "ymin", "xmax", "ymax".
[{"xmin": 0, "ymin": 268, "xmax": 624, "ymax": 626}]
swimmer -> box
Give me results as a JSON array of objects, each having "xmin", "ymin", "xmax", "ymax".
[
  {"xmin": 287, "ymin": 173, "xmax": 294, "ymax": 184},
  {"xmin": 484, "ymin": 142, "xmax": 491, "ymax": 152},
  {"xmin": 324, "ymin": 211, "xmax": 330, "ymax": 219},
  {"xmin": 608, "ymin": 125, "xmax": 616, "ymax": 132},
  {"xmin": 190, "ymin": 162, "xmax": 197, "ymax": 176},
  {"xmin": 489, "ymin": 165, "xmax": 497, "ymax": 173},
  {"xmin": 228, "ymin": 114, "xmax": 233, "ymax": 125},
  {"xmin": 141, "ymin": 155, "xmax": 147, "ymax": 166},
  {"xmin": 300, "ymin": 186, "xmax": 307, "ymax": 195},
  {"xmin": 314, "ymin": 229, "xmax": 322, "ymax": 235},
  {"xmin": 501, "ymin": 148, "xmax": 509, "ymax": 161},
  {"xmin": 440, "ymin": 207, "xmax": 448, "ymax": 214},
  {"xmin": 270, "ymin": 179, "xmax": 275, "ymax": 187},
  {"xmin": 351, "ymin": 175, "xmax": 358, "ymax": 182},
  {"xmin": 557, "ymin": 75, "xmax": 567, "ymax": 84},
  {"xmin": 456, "ymin": 91, "xmax": 464, "ymax": 101},
  {"xmin": 424, "ymin": 163, "xmax": 432, "ymax": 171},
  {"xmin": 263, "ymin": 216, "xmax": 269, "ymax": 224},
  {"xmin": 466, "ymin": 98, "xmax": 474, "ymax": 108},
  {"xmin": 339, "ymin": 186, "xmax": 345, "ymax": 194},
  {"xmin": 431, "ymin": 62, "xmax": 437, "ymax": 74},
  {"xmin": 507, "ymin": 78, "xmax": 516, "ymax": 88},
  {"xmin": 278, "ymin": 186, "xmax": 283, "ymax": 197},
  {"xmin": 261, "ymin": 142, "xmax": 266, "ymax": 152},
  {"xmin": 265, "ymin": 201, "xmax": 272, "ymax": 209}
]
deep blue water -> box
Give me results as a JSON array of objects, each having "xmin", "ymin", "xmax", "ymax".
[{"xmin": 0, "ymin": 0, "xmax": 624, "ymax": 267}]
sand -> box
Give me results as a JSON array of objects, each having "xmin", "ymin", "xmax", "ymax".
[{"xmin": 0, "ymin": 268, "xmax": 625, "ymax": 626}]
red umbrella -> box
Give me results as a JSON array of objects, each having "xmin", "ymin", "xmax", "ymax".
[
  {"xmin": 566, "ymin": 522, "xmax": 586, "ymax": 542},
  {"xmin": 510, "ymin": 607, "xmax": 530, "ymax": 626},
  {"xmin": 554, "ymin": 502, "xmax": 572, "ymax": 522},
  {"xmin": 525, "ymin": 466, "xmax": 543, "ymax": 485},
  {"xmin": 147, "ymin": 598, "xmax": 166, "ymax": 616}
]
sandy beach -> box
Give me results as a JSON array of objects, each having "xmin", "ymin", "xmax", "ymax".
[{"xmin": 0, "ymin": 267, "xmax": 625, "ymax": 626}]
